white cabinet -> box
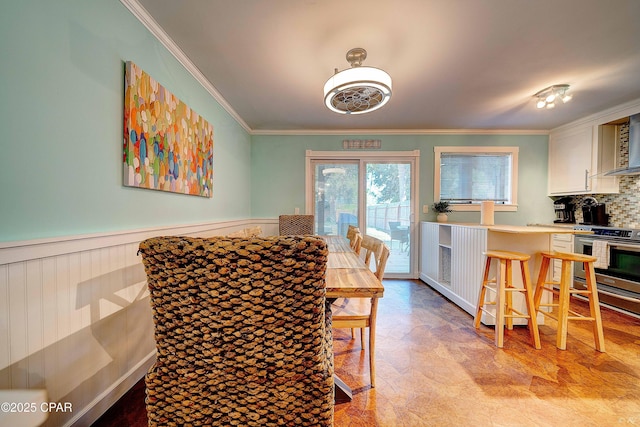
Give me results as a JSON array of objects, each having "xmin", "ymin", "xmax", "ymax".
[
  {"xmin": 419, "ymin": 222, "xmax": 487, "ymax": 318},
  {"xmin": 548, "ymin": 126, "xmax": 593, "ymax": 194},
  {"xmin": 420, "ymin": 222, "xmax": 439, "ymax": 282},
  {"xmin": 548, "ymin": 123, "xmax": 619, "ymax": 196},
  {"xmin": 551, "ymin": 233, "xmax": 574, "ymax": 281},
  {"xmin": 419, "ymin": 222, "xmax": 554, "ymax": 326}
]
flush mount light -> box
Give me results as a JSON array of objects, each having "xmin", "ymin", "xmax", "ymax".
[
  {"xmin": 534, "ymin": 84, "xmax": 572, "ymax": 109},
  {"xmin": 323, "ymin": 48, "xmax": 392, "ymax": 114}
]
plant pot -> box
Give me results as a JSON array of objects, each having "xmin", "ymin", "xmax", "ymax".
[{"xmin": 436, "ymin": 213, "xmax": 448, "ymax": 223}]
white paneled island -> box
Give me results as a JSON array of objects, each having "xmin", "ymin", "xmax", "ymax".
[{"xmin": 419, "ymin": 222, "xmax": 588, "ymax": 325}]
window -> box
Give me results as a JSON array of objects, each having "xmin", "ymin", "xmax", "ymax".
[{"xmin": 434, "ymin": 146, "xmax": 518, "ymax": 211}]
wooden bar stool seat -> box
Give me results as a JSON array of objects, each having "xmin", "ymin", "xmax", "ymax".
[
  {"xmin": 533, "ymin": 251, "xmax": 605, "ymax": 352},
  {"xmin": 474, "ymin": 250, "xmax": 541, "ymax": 349}
]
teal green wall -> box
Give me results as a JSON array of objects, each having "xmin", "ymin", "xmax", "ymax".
[
  {"xmin": 0, "ymin": 1, "xmax": 553, "ymax": 242},
  {"xmin": 0, "ymin": 0, "xmax": 252, "ymax": 242},
  {"xmin": 251, "ymin": 134, "xmax": 554, "ymax": 226}
]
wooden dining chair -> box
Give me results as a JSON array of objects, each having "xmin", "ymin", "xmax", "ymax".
[
  {"xmin": 244, "ymin": 226, "xmax": 262, "ymax": 237},
  {"xmin": 346, "ymin": 224, "xmax": 360, "ymax": 240},
  {"xmin": 332, "ymin": 242, "xmax": 390, "ymax": 388},
  {"xmin": 360, "ymin": 235, "xmax": 384, "ymax": 268},
  {"xmin": 350, "ymin": 232, "xmax": 363, "ymax": 255}
]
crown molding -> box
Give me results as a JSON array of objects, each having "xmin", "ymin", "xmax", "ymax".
[
  {"xmin": 551, "ymin": 97, "xmax": 640, "ymax": 133},
  {"xmin": 251, "ymin": 128, "xmax": 549, "ymax": 136},
  {"xmin": 119, "ymin": 0, "xmax": 251, "ymax": 133}
]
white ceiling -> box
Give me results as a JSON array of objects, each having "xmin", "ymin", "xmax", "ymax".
[{"xmin": 129, "ymin": 0, "xmax": 640, "ymax": 133}]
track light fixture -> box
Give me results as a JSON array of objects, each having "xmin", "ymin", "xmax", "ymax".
[{"xmin": 534, "ymin": 84, "xmax": 572, "ymax": 109}]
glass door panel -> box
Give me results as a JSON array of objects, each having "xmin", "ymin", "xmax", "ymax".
[
  {"xmin": 310, "ymin": 156, "xmax": 416, "ymax": 278},
  {"xmin": 313, "ymin": 162, "xmax": 359, "ymax": 236},
  {"xmin": 365, "ymin": 162, "xmax": 412, "ymax": 274}
]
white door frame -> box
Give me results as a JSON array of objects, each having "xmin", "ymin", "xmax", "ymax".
[{"xmin": 305, "ymin": 150, "xmax": 420, "ymax": 279}]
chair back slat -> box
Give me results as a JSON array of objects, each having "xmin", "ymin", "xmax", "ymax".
[
  {"xmin": 351, "ymin": 232, "xmax": 363, "ymax": 255},
  {"xmin": 361, "ymin": 235, "xmax": 384, "ymax": 268},
  {"xmin": 375, "ymin": 244, "xmax": 390, "ymax": 281}
]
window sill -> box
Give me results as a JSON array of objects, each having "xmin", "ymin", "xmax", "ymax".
[{"xmin": 450, "ymin": 204, "xmax": 518, "ymax": 212}]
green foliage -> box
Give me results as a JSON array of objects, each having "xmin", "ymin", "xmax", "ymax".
[
  {"xmin": 367, "ymin": 163, "xmax": 411, "ymax": 204},
  {"xmin": 432, "ymin": 201, "xmax": 451, "ymax": 213}
]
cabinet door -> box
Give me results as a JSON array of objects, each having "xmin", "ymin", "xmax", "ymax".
[
  {"xmin": 551, "ymin": 234, "xmax": 574, "ymax": 281},
  {"xmin": 420, "ymin": 222, "xmax": 439, "ymax": 281},
  {"xmin": 548, "ymin": 127, "xmax": 592, "ymax": 194},
  {"xmin": 451, "ymin": 226, "xmax": 487, "ymax": 311}
]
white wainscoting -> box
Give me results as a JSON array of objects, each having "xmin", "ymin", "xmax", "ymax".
[{"xmin": 0, "ymin": 218, "xmax": 278, "ymax": 426}]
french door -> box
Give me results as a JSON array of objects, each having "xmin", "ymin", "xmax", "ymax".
[{"xmin": 306, "ymin": 151, "xmax": 419, "ymax": 278}]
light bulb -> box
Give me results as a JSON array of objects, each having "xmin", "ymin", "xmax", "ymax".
[
  {"xmin": 562, "ymin": 94, "xmax": 572, "ymax": 103},
  {"xmin": 536, "ymin": 99, "xmax": 546, "ymax": 109},
  {"xmin": 545, "ymin": 93, "xmax": 556, "ymax": 103},
  {"xmin": 546, "ymin": 102, "xmax": 555, "ymax": 109}
]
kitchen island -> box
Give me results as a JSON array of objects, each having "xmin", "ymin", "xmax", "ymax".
[{"xmin": 419, "ymin": 222, "xmax": 589, "ymax": 325}]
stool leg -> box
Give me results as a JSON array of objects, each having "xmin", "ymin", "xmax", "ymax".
[
  {"xmin": 520, "ymin": 260, "xmax": 541, "ymax": 349},
  {"xmin": 495, "ymin": 258, "xmax": 507, "ymax": 348},
  {"xmin": 533, "ymin": 256, "xmax": 551, "ymax": 311},
  {"xmin": 505, "ymin": 260, "xmax": 514, "ymax": 331},
  {"xmin": 474, "ymin": 257, "xmax": 492, "ymax": 329},
  {"xmin": 556, "ymin": 260, "xmax": 572, "ymax": 350},
  {"xmin": 584, "ymin": 261, "xmax": 606, "ymax": 352}
]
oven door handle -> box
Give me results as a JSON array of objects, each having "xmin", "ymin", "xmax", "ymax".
[
  {"xmin": 607, "ymin": 242, "xmax": 640, "ymax": 252},
  {"xmin": 596, "ymin": 287, "xmax": 640, "ymax": 303},
  {"xmin": 576, "ymin": 238, "xmax": 640, "ymax": 252}
]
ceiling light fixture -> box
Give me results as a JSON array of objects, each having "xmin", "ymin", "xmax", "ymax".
[
  {"xmin": 534, "ymin": 84, "xmax": 572, "ymax": 109},
  {"xmin": 323, "ymin": 48, "xmax": 392, "ymax": 115}
]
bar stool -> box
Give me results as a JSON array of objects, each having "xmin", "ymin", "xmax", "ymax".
[
  {"xmin": 474, "ymin": 250, "xmax": 541, "ymax": 349},
  {"xmin": 533, "ymin": 251, "xmax": 605, "ymax": 352}
]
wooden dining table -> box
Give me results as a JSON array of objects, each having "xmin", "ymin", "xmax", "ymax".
[{"xmin": 321, "ymin": 235, "xmax": 385, "ymax": 403}]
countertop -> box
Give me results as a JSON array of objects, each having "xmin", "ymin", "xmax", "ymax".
[
  {"xmin": 487, "ymin": 224, "xmax": 589, "ymax": 234},
  {"xmin": 527, "ymin": 223, "xmax": 577, "ymax": 229},
  {"xmin": 424, "ymin": 222, "xmax": 590, "ymax": 234}
]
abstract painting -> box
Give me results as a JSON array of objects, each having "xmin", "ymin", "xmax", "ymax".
[{"xmin": 123, "ymin": 61, "xmax": 214, "ymax": 197}]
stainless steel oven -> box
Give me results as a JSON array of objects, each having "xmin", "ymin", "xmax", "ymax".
[{"xmin": 573, "ymin": 225, "xmax": 640, "ymax": 317}]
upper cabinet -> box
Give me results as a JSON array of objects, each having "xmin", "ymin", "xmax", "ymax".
[
  {"xmin": 548, "ymin": 98, "xmax": 640, "ymax": 196},
  {"xmin": 548, "ymin": 126, "xmax": 594, "ymax": 194},
  {"xmin": 549, "ymin": 125, "xmax": 619, "ymax": 196},
  {"xmin": 548, "ymin": 123, "xmax": 619, "ymax": 196}
]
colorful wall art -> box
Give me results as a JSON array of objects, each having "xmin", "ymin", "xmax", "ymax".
[{"xmin": 123, "ymin": 61, "xmax": 214, "ymax": 197}]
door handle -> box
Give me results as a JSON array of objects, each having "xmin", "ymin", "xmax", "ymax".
[{"xmin": 584, "ymin": 169, "xmax": 589, "ymax": 190}]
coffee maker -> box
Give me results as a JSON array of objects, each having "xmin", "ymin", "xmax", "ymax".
[
  {"xmin": 554, "ymin": 197, "xmax": 576, "ymax": 224},
  {"xmin": 581, "ymin": 197, "xmax": 608, "ymax": 226}
]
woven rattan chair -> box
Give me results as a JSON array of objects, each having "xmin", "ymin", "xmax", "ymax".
[
  {"xmin": 138, "ymin": 235, "xmax": 334, "ymax": 426},
  {"xmin": 279, "ymin": 214, "xmax": 314, "ymax": 235}
]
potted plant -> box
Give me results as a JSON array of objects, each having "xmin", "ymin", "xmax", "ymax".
[{"xmin": 432, "ymin": 201, "xmax": 451, "ymax": 222}]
